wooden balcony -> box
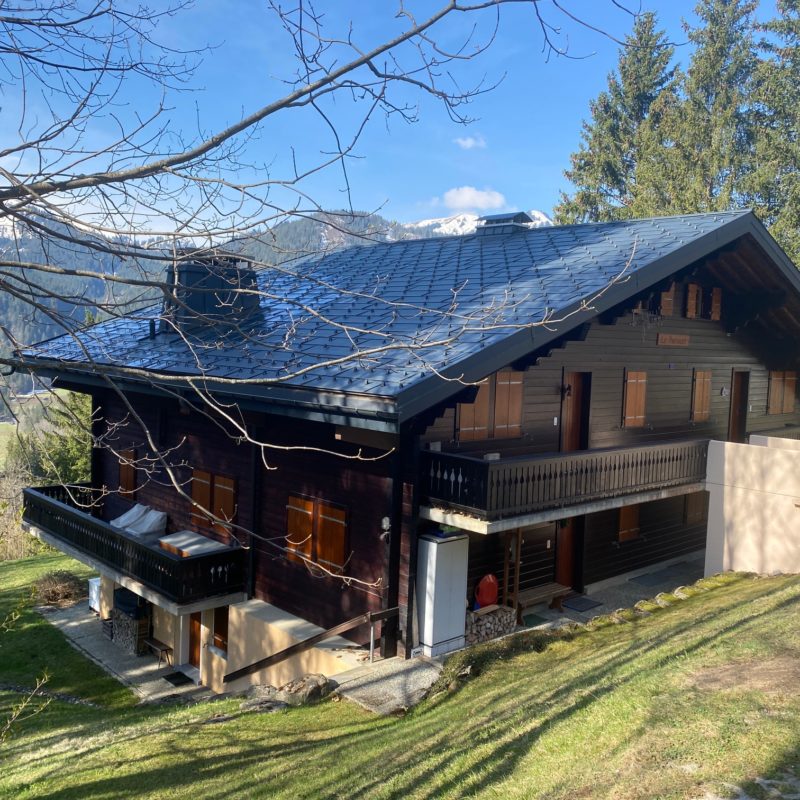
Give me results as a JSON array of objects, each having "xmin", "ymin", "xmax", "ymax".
[
  {"xmin": 22, "ymin": 485, "xmax": 246, "ymax": 604},
  {"xmin": 421, "ymin": 440, "xmax": 709, "ymax": 521}
]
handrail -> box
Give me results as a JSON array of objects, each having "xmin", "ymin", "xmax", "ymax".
[{"xmin": 224, "ymin": 606, "xmax": 399, "ymax": 683}]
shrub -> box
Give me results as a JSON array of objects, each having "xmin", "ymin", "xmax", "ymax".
[{"xmin": 35, "ymin": 571, "xmax": 87, "ymax": 605}]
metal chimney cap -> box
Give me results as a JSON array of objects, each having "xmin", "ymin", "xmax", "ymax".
[{"xmin": 478, "ymin": 211, "xmax": 535, "ymax": 225}]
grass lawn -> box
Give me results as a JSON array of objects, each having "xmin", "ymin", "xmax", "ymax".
[{"xmin": 1, "ymin": 556, "xmax": 798, "ymax": 799}]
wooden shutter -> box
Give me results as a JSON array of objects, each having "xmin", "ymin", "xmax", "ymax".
[
  {"xmin": 212, "ymin": 475, "xmax": 237, "ymax": 536},
  {"xmin": 316, "ymin": 501, "xmax": 347, "ymax": 570},
  {"xmin": 685, "ymin": 283, "xmax": 700, "ymax": 319},
  {"xmin": 618, "ymin": 505, "xmax": 640, "ymax": 542},
  {"xmin": 623, "ymin": 370, "xmax": 647, "ymax": 428},
  {"xmin": 213, "ymin": 606, "xmax": 229, "ymax": 651},
  {"xmin": 286, "ymin": 495, "xmax": 314, "ymax": 563},
  {"xmin": 783, "ymin": 371, "xmax": 797, "ymax": 414},
  {"xmin": 191, "ymin": 468, "xmax": 212, "ymax": 526},
  {"xmin": 119, "ymin": 449, "xmax": 136, "ymax": 498},
  {"xmin": 768, "ymin": 371, "xmax": 785, "ymax": 415},
  {"xmin": 660, "ymin": 283, "xmax": 675, "ymax": 317},
  {"xmin": 691, "ymin": 370, "xmax": 712, "ymax": 422},
  {"xmin": 710, "ymin": 287, "xmax": 722, "ymax": 321},
  {"xmin": 493, "ymin": 370, "xmax": 523, "ymax": 438},
  {"xmin": 457, "ymin": 379, "xmax": 490, "ymax": 441}
]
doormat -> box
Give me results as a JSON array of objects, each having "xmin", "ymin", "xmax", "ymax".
[
  {"xmin": 562, "ymin": 595, "xmax": 603, "ymax": 613},
  {"xmin": 523, "ymin": 613, "xmax": 549, "ymax": 628},
  {"xmin": 162, "ymin": 671, "xmax": 194, "ymax": 687}
]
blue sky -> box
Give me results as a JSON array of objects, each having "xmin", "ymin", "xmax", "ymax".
[{"xmin": 156, "ymin": 1, "xmax": 776, "ymax": 224}]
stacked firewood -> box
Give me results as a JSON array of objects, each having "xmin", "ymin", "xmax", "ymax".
[{"xmin": 464, "ymin": 605, "xmax": 516, "ymax": 646}]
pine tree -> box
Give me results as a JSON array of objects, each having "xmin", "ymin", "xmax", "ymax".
[
  {"xmin": 554, "ymin": 13, "xmax": 676, "ymax": 224},
  {"xmin": 747, "ymin": 0, "xmax": 800, "ymax": 263},
  {"xmin": 632, "ymin": 0, "xmax": 758, "ymax": 216}
]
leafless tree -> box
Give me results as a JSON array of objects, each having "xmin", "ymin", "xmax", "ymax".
[{"xmin": 0, "ymin": 1, "xmax": 637, "ymax": 571}]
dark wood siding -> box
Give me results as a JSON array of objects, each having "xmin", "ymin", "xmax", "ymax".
[
  {"xmin": 582, "ymin": 493, "xmax": 708, "ymax": 586},
  {"xmin": 422, "ymin": 278, "xmax": 800, "ymax": 451}
]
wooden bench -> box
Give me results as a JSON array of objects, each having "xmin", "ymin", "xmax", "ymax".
[
  {"xmin": 514, "ymin": 582, "xmax": 571, "ymax": 622},
  {"xmin": 144, "ymin": 637, "xmax": 173, "ymax": 668}
]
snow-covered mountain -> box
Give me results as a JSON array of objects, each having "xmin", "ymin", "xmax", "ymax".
[{"xmin": 401, "ymin": 209, "xmax": 552, "ymax": 238}]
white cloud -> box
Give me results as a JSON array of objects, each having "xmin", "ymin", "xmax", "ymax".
[
  {"xmin": 453, "ymin": 134, "xmax": 487, "ymax": 150},
  {"xmin": 442, "ymin": 186, "xmax": 506, "ymax": 212}
]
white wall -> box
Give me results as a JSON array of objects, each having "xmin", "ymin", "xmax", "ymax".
[{"xmin": 705, "ymin": 439, "xmax": 800, "ymax": 576}]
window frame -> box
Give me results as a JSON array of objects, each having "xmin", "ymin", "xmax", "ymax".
[
  {"xmin": 622, "ymin": 370, "xmax": 647, "ymax": 428},
  {"xmin": 286, "ymin": 494, "xmax": 348, "ymax": 572},
  {"xmin": 768, "ymin": 371, "xmax": 797, "ymax": 415},
  {"xmin": 119, "ymin": 448, "xmax": 137, "ymax": 499},
  {"xmin": 191, "ymin": 468, "xmax": 237, "ymax": 536},
  {"xmin": 456, "ymin": 369, "xmax": 524, "ymax": 441},
  {"xmin": 691, "ymin": 369, "xmax": 712, "ymax": 423}
]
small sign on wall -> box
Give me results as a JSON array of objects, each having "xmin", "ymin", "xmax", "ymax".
[{"xmin": 657, "ymin": 333, "xmax": 690, "ymax": 347}]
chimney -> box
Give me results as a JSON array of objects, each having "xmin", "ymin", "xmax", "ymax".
[
  {"xmin": 476, "ymin": 211, "xmax": 535, "ymax": 236},
  {"xmin": 161, "ymin": 250, "xmax": 259, "ymax": 332}
]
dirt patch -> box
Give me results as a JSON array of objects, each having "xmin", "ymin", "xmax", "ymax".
[{"xmin": 690, "ymin": 655, "xmax": 800, "ymax": 694}]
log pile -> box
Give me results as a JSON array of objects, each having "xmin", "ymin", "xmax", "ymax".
[
  {"xmin": 465, "ymin": 604, "xmax": 516, "ymax": 646},
  {"xmin": 111, "ymin": 609, "xmax": 149, "ymax": 655}
]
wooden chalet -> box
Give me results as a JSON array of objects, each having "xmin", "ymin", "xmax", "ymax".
[{"xmin": 19, "ymin": 210, "xmax": 800, "ymax": 691}]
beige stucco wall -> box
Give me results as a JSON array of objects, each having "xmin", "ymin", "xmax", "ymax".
[
  {"xmin": 99, "ymin": 575, "xmax": 115, "ymax": 619},
  {"xmin": 202, "ymin": 599, "xmax": 364, "ymax": 694},
  {"xmin": 151, "ymin": 605, "xmax": 176, "ymax": 650},
  {"xmin": 705, "ymin": 439, "xmax": 800, "ymax": 576}
]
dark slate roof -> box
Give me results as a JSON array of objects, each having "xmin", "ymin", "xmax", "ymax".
[{"xmin": 24, "ymin": 209, "xmax": 790, "ymax": 424}]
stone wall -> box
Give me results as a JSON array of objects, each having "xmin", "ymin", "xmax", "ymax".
[{"xmin": 465, "ymin": 605, "xmax": 516, "ymax": 646}]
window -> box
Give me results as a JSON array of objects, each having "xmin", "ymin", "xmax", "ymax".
[
  {"xmin": 684, "ymin": 493, "xmax": 706, "ymax": 526},
  {"xmin": 622, "ymin": 370, "xmax": 647, "ymax": 428},
  {"xmin": 119, "ymin": 449, "xmax": 136, "ymax": 498},
  {"xmin": 456, "ymin": 369, "xmax": 523, "ymax": 441},
  {"xmin": 618, "ymin": 505, "xmax": 640, "ymax": 543},
  {"xmin": 191, "ymin": 469, "xmax": 237, "ymax": 536},
  {"xmin": 691, "ymin": 369, "xmax": 712, "ymax": 422},
  {"xmin": 768, "ymin": 371, "xmax": 797, "ymax": 415},
  {"xmin": 212, "ymin": 606, "xmax": 229, "ymax": 652},
  {"xmin": 286, "ymin": 495, "xmax": 347, "ymax": 570}
]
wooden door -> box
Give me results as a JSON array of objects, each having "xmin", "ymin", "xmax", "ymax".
[
  {"xmin": 561, "ymin": 371, "xmax": 590, "ymax": 452},
  {"xmin": 189, "ymin": 612, "xmax": 201, "ymax": 668},
  {"xmin": 555, "ymin": 520, "xmax": 575, "ymax": 587},
  {"xmin": 728, "ymin": 371, "xmax": 750, "ymax": 443}
]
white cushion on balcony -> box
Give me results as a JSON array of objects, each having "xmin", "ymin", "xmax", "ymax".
[
  {"xmin": 110, "ymin": 503, "xmax": 149, "ymax": 529},
  {"xmin": 126, "ymin": 508, "xmax": 168, "ymax": 536}
]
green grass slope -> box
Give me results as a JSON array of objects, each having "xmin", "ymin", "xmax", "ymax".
[{"xmin": 1, "ymin": 556, "xmax": 798, "ymax": 800}]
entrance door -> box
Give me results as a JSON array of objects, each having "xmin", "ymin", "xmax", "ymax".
[
  {"xmin": 728, "ymin": 371, "xmax": 750, "ymax": 443},
  {"xmin": 189, "ymin": 612, "xmax": 202, "ymax": 668},
  {"xmin": 561, "ymin": 371, "xmax": 591, "ymax": 452}
]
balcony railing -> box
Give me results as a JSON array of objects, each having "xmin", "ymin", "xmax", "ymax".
[
  {"xmin": 421, "ymin": 440, "xmax": 709, "ymax": 521},
  {"xmin": 23, "ymin": 485, "xmax": 245, "ymax": 603}
]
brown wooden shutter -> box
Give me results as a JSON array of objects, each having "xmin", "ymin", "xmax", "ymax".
[
  {"xmin": 213, "ymin": 606, "xmax": 229, "ymax": 651},
  {"xmin": 783, "ymin": 371, "xmax": 797, "ymax": 414},
  {"xmin": 493, "ymin": 370, "xmax": 523, "ymax": 438},
  {"xmin": 768, "ymin": 371, "xmax": 785, "ymax": 415},
  {"xmin": 286, "ymin": 495, "xmax": 314, "ymax": 563},
  {"xmin": 685, "ymin": 283, "xmax": 700, "ymax": 318},
  {"xmin": 623, "ymin": 371, "xmax": 647, "ymax": 428},
  {"xmin": 191, "ymin": 468, "xmax": 212, "ymax": 527},
  {"xmin": 119, "ymin": 449, "xmax": 136, "ymax": 498},
  {"xmin": 457, "ymin": 378, "xmax": 490, "ymax": 440},
  {"xmin": 710, "ymin": 287, "xmax": 722, "ymax": 321},
  {"xmin": 212, "ymin": 475, "xmax": 237, "ymax": 536},
  {"xmin": 316, "ymin": 501, "xmax": 347, "ymax": 570},
  {"xmin": 618, "ymin": 505, "xmax": 640, "ymax": 542},
  {"xmin": 660, "ymin": 283, "xmax": 675, "ymax": 317},
  {"xmin": 691, "ymin": 370, "xmax": 712, "ymax": 422}
]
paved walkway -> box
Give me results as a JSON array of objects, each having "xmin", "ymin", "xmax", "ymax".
[
  {"xmin": 39, "ymin": 602, "xmax": 213, "ymax": 704},
  {"xmin": 40, "ymin": 555, "xmax": 705, "ymax": 713}
]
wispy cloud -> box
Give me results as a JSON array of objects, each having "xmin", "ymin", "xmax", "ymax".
[
  {"xmin": 453, "ymin": 134, "xmax": 487, "ymax": 150},
  {"xmin": 442, "ymin": 186, "xmax": 505, "ymax": 212}
]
